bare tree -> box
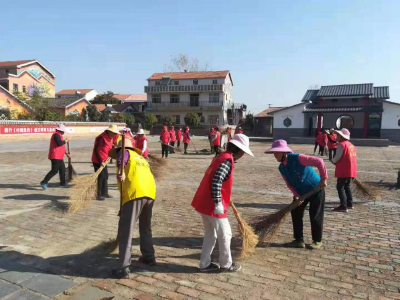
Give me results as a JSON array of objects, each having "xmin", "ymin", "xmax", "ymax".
[{"xmin": 163, "ymin": 54, "xmax": 210, "ymax": 72}]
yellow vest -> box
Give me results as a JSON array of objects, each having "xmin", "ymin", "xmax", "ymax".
[{"xmin": 117, "ymin": 149, "xmax": 156, "ymax": 205}]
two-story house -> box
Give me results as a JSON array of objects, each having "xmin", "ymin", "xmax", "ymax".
[
  {"xmin": 144, "ymin": 71, "xmax": 237, "ymax": 126},
  {"xmin": 0, "ymin": 60, "xmax": 56, "ymax": 97}
]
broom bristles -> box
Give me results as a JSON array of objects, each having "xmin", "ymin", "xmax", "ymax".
[
  {"xmin": 230, "ymin": 202, "xmax": 259, "ymax": 258},
  {"xmin": 66, "ymin": 165, "xmax": 78, "ymax": 182},
  {"xmin": 352, "ymin": 178, "xmax": 381, "ymax": 200},
  {"xmin": 84, "ymin": 238, "xmax": 119, "ymax": 254},
  {"xmin": 148, "ymin": 154, "xmax": 168, "ymax": 180}
]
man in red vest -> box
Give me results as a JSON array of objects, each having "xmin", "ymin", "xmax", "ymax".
[
  {"xmin": 135, "ymin": 129, "xmax": 148, "ymax": 158},
  {"xmin": 176, "ymin": 126, "xmax": 183, "ymax": 149},
  {"xmin": 331, "ymin": 128, "xmax": 357, "ymax": 212},
  {"xmin": 160, "ymin": 126, "xmax": 170, "ymax": 158},
  {"xmin": 212, "ymin": 126, "xmax": 221, "ymax": 156},
  {"xmin": 326, "ymin": 128, "xmax": 338, "ymax": 161},
  {"xmin": 41, "ymin": 124, "xmax": 70, "ymax": 190},
  {"xmin": 191, "ymin": 134, "xmax": 254, "ymax": 272},
  {"xmin": 92, "ymin": 124, "xmax": 120, "ymax": 200},
  {"xmin": 208, "ymin": 127, "xmax": 215, "ymax": 153},
  {"xmin": 169, "ymin": 125, "xmax": 176, "ymax": 154},
  {"xmin": 183, "ymin": 126, "xmax": 190, "ymax": 154}
]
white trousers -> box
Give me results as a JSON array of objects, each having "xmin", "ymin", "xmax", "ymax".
[{"xmin": 199, "ymin": 213, "xmax": 232, "ymax": 269}]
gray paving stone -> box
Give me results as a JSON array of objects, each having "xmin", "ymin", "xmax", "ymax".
[
  {"xmin": 0, "ymin": 262, "xmax": 40, "ymax": 284},
  {"xmin": 66, "ymin": 286, "xmax": 114, "ymax": 300},
  {"xmin": 19, "ymin": 273, "xmax": 77, "ymax": 298},
  {"xmin": 0, "ymin": 280, "xmax": 20, "ymax": 298},
  {"xmin": 4, "ymin": 289, "xmax": 48, "ymax": 300}
]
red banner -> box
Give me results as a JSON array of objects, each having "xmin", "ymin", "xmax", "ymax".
[{"xmin": 0, "ymin": 126, "xmax": 57, "ymax": 135}]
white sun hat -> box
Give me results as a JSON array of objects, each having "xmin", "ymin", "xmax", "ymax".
[
  {"xmin": 56, "ymin": 124, "xmax": 67, "ymax": 132},
  {"xmin": 137, "ymin": 129, "xmax": 145, "ymax": 135},
  {"xmin": 335, "ymin": 128, "xmax": 351, "ymax": 140},
  {"xmin": 228, "ymin": 134, "xmax": 254, "ymax": 157}
]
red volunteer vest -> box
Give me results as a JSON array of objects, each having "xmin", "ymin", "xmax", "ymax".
[
  {"xmin": 160, "ymin": 131, "xmax": 170, "ymax": 144},
  {"xmin": 183, "ymin": 131, "xmax": 190, "ymax": 144},
  {"xmin": 169, "ymin": 130, "xmax": 176, "ymax": 142},
  {"xmin": 135, "ymin": 135, "xmax": 148, "ymax": 157},
  {"xmin": 48, "ymin": 131, "xmax": 66, "ymax": 160},
  {"xmin": 335, "ymin": 141, "xmax": 357, "ymax": 178},
  {"xmin": 213, "ymin": 131, "xmax": 221, "ymax": 146},
  {"xmin": 177, "ymin": 130, "xmax": 182, "ymax": 141},
  {"xmin": 191, "ymin": 152, "xmax": 235, "ymax": 218},
  {"xmin": 92, "ymin": 131, "xmax": 114, "ymax": 164},
  {"xmin": 327, "ymin": 134, "xmax": 338, "ymax": 149}
]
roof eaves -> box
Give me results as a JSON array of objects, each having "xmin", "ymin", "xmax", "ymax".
[
  {"xmin": 17, "ymin": 60, "xmax": 56, "ymax": 79},
  {"xmin": 65, "ymin": 97, "xmax": 90, "ymax": 108}
]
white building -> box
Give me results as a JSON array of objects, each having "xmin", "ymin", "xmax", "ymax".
[{"xmin": 144, "ymin": 71, "xmax": 245, "ymax": 126}]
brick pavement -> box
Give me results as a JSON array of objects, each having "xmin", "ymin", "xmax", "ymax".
[{"xmin": 0, "ymin": 138, "xmax": 399, "ymax": 299}]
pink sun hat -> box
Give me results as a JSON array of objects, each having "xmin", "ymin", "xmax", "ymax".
[
  {"xmin": 335, "ymin": 128, "xmax": 351, "ymax": 140},
  {"xmin": 265, "ymin": 139, "xmax": 293, "ymax": 154}
]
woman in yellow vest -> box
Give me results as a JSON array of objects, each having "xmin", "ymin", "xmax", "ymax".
[{"xmin": 109, "ymin": 138, "xmax": 156, "ymax": 279}]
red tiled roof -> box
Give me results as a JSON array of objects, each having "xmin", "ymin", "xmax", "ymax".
[
  {"xmin": 148, "ymin": 70, "xmax": 230, "ymax": 81},
  {"xmin": 255, "ymin": 107, "xmax": 286, "ymax": 118},
  {"xmin": 0, "ymin": 60, "xmax": 36, "ymax": 67},
  {"xmin": 94, "ymin": 104, "xmax": 106, "ymax": 112},
  {"xmin": 114, "ymin": 94, "xmax": 147, "ymax": 102},
  {"xmin": 56, "ymin": 89, "xmax": 94, "ymax": 95}
]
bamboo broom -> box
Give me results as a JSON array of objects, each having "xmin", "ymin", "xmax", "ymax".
[
  {"xmin": 252, "ymin": 188, "xmax": 320, "ymax": 246},
  {"xmin": 230, "ymin": 201, "xmax": 259, "ymax": 258},
  {"xmin": 66, "ymin": 141, "xmax": 77, "ymax": 182},
  {"xmin": 68, "ymin": 157, "xmax": 111, "ymax": 213},
  {"xmin": 352, "ymin": 178, "xmax": 381, "ymax": 200}
]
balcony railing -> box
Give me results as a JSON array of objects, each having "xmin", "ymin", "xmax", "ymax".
[
  {"xmin": 144, "ymin": 84, "xmax": 224, "ymax": 93},
  {"xmin": 148, "ymin": 101, "xmax": 223, "ymax": 110}
]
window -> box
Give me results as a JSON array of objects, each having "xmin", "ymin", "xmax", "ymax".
[
  {"xmin": 22, "ymin": 86, "xmax": 26, "ymax": 93},
  {"xmin": 209, "ymin": 93, "xmax": 219, "ymax": 103},
  {"xmin": 212, "ymin": 80, "xmax": 217, "ymax": 85},
  {"xmin": 174, "ymin": 80, "xmax": 179, "ymax": 85},
  {"xmin": 336, "ymin": 115, "xmax": 354, "ymax": 129},
  {"xmin": 152, "ymin": 94, "xmax": 161, "ymax": 103},
  {"xmin": 155, "ymin": 81, "xmax": 161, "ymax": 86},
  {"xmin": 156, "ymin": 115, "xmax": 162, "ymax": 124},
  {"xmin": 170, "ymin": 94, "xmax": 180, "ymax": 103},
  {"xmin": 5, "ymin": 69, "xmax": 9, "ymax": 74},
  {"xmin": 175, "ymin": 115, "xmax": 180, "ymax": 124},
  {"xmin": 190, "ymin": 94, "xmax": 199, "ymax": 107},
  {"xmin": 208, "ymin": 115, "xmax": 219, "ymax": 125},
  {"xmin": 13, "ymin": 84, "xmax": 18, "ymax": 92},
  {"xmin": 283, "ymin": 118, "xmax": 292, "ymax": 128},
  {"xmin": 193, "ymin": 80, "xmax": 198, "ymax": 85}
]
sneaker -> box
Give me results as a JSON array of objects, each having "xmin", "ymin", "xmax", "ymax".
[
  {"xmin": 111, "ymin": 267, "xmax": 130, "ymax": 279},
  {"xmin": 308, "ymin": 241, "xmax": 323, "ymax": 250},
  {"xmin": 333, "ymin": 206, "xmax": 348, "ymax": 212},
  {"xmin": 287, "ymin": 240, "xmax": 305, "ymax": 248},
  {"xmin": 221, "ymin": 262, "xmax": 242, "ymax": 272},
  {"xmin": 200, "ymin": 262, "xmax": 219, "ymax": 273},
  {"xmin": 138, "ymin": 257, "xmax": 156, "ymax": 266},
  {"xmin": 40, "ymin": 181, "xmax": 48, "ymax": 190},
  {"xmin": 347, "ymin": 204, "xmax": 354, "ymax": 210},
  {"xmin": 98, "ymin": 196, "xmax": 105, "ymax": 201},
  {"xmin": 104, "ymin": 194, "xmax": 113, "ymax": 199}
]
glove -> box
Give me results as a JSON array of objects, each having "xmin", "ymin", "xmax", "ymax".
[{"xmin": 214, "ymin": 202, "xmax": 224, "ymax": 215}]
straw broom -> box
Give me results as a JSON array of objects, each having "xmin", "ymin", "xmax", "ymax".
[
  {"xmin": 148, "ymin": 153, "xmax": 168, "ymax": 180},
  {"xmin": 65, "ymin": 141, "xmax": 77, "ymax": 182},
  {"xmin": 252, "ymin": 188, "xmax": 320, "ymax": 246},
  {"xmin": 352, "ymin": 178, "xmax": 381, "ymax": 200},
  {"xmin": 68, "ymin": 157, "xmax": 111, "ymax": 214},
  {"xmin": 230, "ymin": 201, "xmax": 259, "ymax": 258}
]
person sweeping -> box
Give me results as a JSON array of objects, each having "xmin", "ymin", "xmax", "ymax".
[
  {"xmin": 92, "ymin": 124, "xmax": 119, "ymax": 201},
  {"xmin": 41, "ymin": 124, "xmax": 70, "ymax": 190},
  {"xmin": 331, "ymin": 128, "xmax": 357, "ymax": 212},
  {"xmin": 176, "ymin": 126, "xmax": 183, "ymax": 150},
  {"xmin": 160, "ymin": 125, "xmax": 170, "ymax": 158},
  {"xmin": 109, "ymin": 138, "xmax": 156, "ymax": 279},
  {"xmin": 134, "ymin": 129, "xmax": 148, "ymax": 158},
  {"xmin": 209, "ymin": 127, "xmax": 215, "ymax": 153},
  {"xmin": 265, "ymin": 139, "xmax": 327, "ymax": 250},
  {"xmin": 326, "ymin": 128, "xmax": 338, "ymax": 161},
  {"xmin": 212, "ymin": 126, "xmax": 221, "ymax": 156},
  {"xmin": 183, "ymin": 126, "xmax": 191, "ymax": 154},
  {"xmin": 169, "ymin": 125, "xmax": 176, "ymax": 153},
  {"xmin": 191, "ymin": 134, "xmax": 254, "ymax": 272}
]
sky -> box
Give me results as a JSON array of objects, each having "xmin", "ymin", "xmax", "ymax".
[{"xmin": 2, "ymin": 0, "xmax": 400, "ymax": 114}]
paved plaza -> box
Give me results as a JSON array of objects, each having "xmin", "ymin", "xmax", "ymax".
[{"xmin": 0, "ymin": 136, "xmax": 399, "ymax": 300}]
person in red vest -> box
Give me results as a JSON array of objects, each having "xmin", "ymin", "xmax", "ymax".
[
  {"xmin": 176, "ymin": 126, "xmax": 183, "ymax": 150},
  {"xmin": 235, "ymin": 126, "xmax": 244, "ymax": 134},
  {"xmin": 160, "ymin": 125, "xmax": 170, "ymax": 158},
  {"xmin": 169, "ymin": 125, "xmax": 176, "ymax": 154},
  {"xmin": 183, "ymin": 126, "xmax": 191, "ymax": 154},
  {"xmin": 40, "ymin": 124, "xmax": 70, "ymax": 190},
  {"xmin": 92, "ymin": 124, "xmax": 120, "ymax": 201},
  {"xmin": 135, "ymin": 129, "xmax": 148, "ymax": 158},
  {"xmin": 208, "ymin": 127, "xmax": 215, "ymax": 153},
  {"xmin": 226, "ymin": 127, "xmax": 232, "ymax": 142},
  {"xmin": 192, "ymin": 134, "xmax": 254, "ymax": 272},
  {"xmin": 212, "ymin": 126, "xmax": 221, "ymax": 156},
  {"xmin": 316, "ymin": 131, "xmax": 327, "ymax": 156},
  {"xmin": 331, "ymin": 129, "xmax": 357, "ymax": 212},
  {"xmin": 326, "ymin": 128, "xmax": 338, "ymax": 161}
]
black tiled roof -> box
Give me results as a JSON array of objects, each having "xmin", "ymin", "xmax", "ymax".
[
  {"xmin": 303, "ymin": 106, "xmax": 365, "ymax": 113},
  {"xmin": 372, "ymin": 86, "xmax": 390, "ymax": 99},
  {"xmin": 301, "ymin": 90, "xmax": 319, "ymax": 102},
  {"xmin": 46, "ymin": 97, "xmax": 85, "ymax": 108},
  {"xmin": 317, "ymin": 84, "xmax": 373, "ymax": 97}
]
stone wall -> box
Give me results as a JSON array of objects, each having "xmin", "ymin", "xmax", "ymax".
[{"xmin": 380, "ymin": 129, "xmax": 400, "ymax": 144}]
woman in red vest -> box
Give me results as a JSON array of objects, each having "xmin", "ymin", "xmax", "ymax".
[
  {"xmin": 160, "ymin": 126, "xmax": 170, "ymax": 158},
  {"xmin": 226, "ymin": 127, "xmax": 232, "ymax": 142},
  {"xmin": 235, "ymin": 126, "xmax": 244, "ymax": 134},
  {"xmin": 331, "ymin": 129, "xmax": 357, "ymax": 212},
  {"xmin": 191, "ymin": 134, "xmax": 254, "ymax": 272},
  {"xmin": 326, "ymin": 128, "xmax": 338, "ymax": 161},
  {"xmin": 40, "ymin": 124, "xmax": 70, "ymax": 190},
  {"xmin": 169, "ymin": 126, "xmax": 176, "ymax": 154},
  {"xmin": 316, "ymin": 131, "xmax": 327, "ymax": 156},
  {"xmin": 92, "ymin": 124, "xmax": 119, "ymax": 201},
  {"xmin": 212, "ymin": 126, "xmax": 221, "ymax": 156},
  {"xmin": 183, "ymin": 126, "xmax": 191, "ymax": 154},
  {"xmin": 135, "ymin": 129, "xmax": 148, "ymax": 158},
  {"xmin": 176, "ymin": 126, "xmax": 183, "ymax": 149}
]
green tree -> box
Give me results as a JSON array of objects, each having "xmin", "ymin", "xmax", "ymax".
[
  {"xmin": 111, "ymin": 113, "xmax": 125, "ymax": 123},
  {"xmin": 100, "ymin": 110, "xmax": 111, "ymax": 122},
  {"xmin": 184, "ymin": 112, "xmax": 200, "ymax": 126},
  {"xmin": 91, "ymin": 91, "xmax": 119, "ymax": 105},
  {"xmin": 65, "ymin": 114, "xmax": 83, "ymax": 122},
  {"xmin": 86, "ymin": 105, "xmax": 101, "ymax": 121},
  {"xmin": 144, "ymin": 113, "xmax": 157, "ymax": 130},
  {"xmin": 162, "ymin": 115, "xmax": 176, "ymax": 126},
  {"xmin": 245, "ymin": 113, "xmax": 255, "ymax": 130},
  {"xmin": 0, "ymin": 108, "xmax": 10, "ymax": 119},
  {"xmin": 123, "ymin": 113, "xmax": 135, "ymax": 125},
  {"xmin": 82, "ymin": 107, "xmax": 89, "ymax": 121}
]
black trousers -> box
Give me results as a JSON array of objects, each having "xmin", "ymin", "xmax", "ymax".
[
  {"xmin": 169, "ymin": 141, "xmax": 175, "ymax": 154},
  {"xmin": 314, "ymin": 142, "xmax": 318, "ymax": 153},
  {"xmin": 93, "ymin": 163, "xmax": 108, "ymax": 197},
  {"xmin": 170, "ymin": 141, "xmax": 175, "ymax": 147},
  {"xmin": 337, "ymin": 178, "xmax": 353, "ymax": 207},
  {"xmin": 177, "ymin": 140, "xmax": 181, "ymax": 147},
  {"xmin": 161, "ymin": 144, "xmax": 169, "ymax": 158},
  {"xmin": 214, "ymin": 145, "xmax": 219, "ymax": 156},
  {"xmin": 184, "ymin": 143, "xmax": 189, "ymax": 153},
  {"xmin": 291, "ymin": 189, "xmax": 325, "ymax": 243},
  {"xmin": 329, "ymin": 148, "xmax": 337, "ymax": 161},
  {"xmin": 43, "ymin": 159, "xmax": 66, "ymax": 185},
  {"xmin": 318, "ymin": 145, "xmax": 324, "ymax": 156}
]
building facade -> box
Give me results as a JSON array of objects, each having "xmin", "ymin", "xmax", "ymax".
[
  {"xmin": 0, "ymin": 60, "xmax": 56, "ymax": 97},
  {"xmin": 273, "ymin": 83, "xmax": 400, "ymax": 143},
  {"xmin": 144, "ymin": 71, "xmax": 244, "ymax": 126},
  {"xmin": 254, "ymin": 106, "xmax": 285, "ymax": 136}
]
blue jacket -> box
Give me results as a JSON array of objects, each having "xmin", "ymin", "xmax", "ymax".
[{"xmin": 279, "ymin": 153, "xmax": 320, "ymax": 196}]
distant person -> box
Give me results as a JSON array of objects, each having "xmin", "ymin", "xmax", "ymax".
[
  {"xmin": 208, "ymin": 127, "xmax": 215, "ymax": 153},
  {"xmin": 176, "ymin": 126, "xmax": 183, "ymax": 150},
  {"xmin": 40, "ymin": 124, "xmax": 70, "ymax": 190},
  {"xmin": 135, "ymin": 129, "xmax": 148, "ymax": 158},
  {"xmin": 326, "ymin": 129, "xmax": 337, "ymax": 161},
  {"xmin": 183, "ymin": 126, "xmax": 191, "ymax": 154},
  {"xmin": 169, "ymin": 126, "xmax": 176, "ymax": 154},
  {"xmin": 212, "ymin": 126, "xmax": 221, "ymax": 156},
  {"xmin": 235, "ymin": 126, "xmax": 244, "ymax": 134},
  {"xmin": 160, "ymin": 126, "xmax": 170, "ymax": 158}
]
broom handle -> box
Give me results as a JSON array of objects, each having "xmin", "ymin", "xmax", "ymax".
[
  {"xmin": 67, "ymin": 141, "xmax": 72, "ymax": 180},
  {"xmin": 119, "ymin": 133, "xmax": 126, "ymax": 212}
]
